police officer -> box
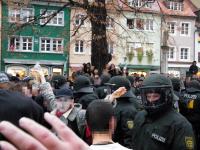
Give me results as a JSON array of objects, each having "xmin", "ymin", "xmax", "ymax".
[
  {"xmin": 51, "ymin": 75, "xmax": 69, "ymax": 89},
  {"xmin": 132, "ymin": 77, "xmax": 144, "ymax": 104},
  {"xmin": 132, "ymin": 74, "xmax": 196, "ymax": 150},
  {"xmin": 73, "ymin": 75, "xmax": 98, "ymax": 109},
  {"xmin": 180, "ymin": 80, "xmax": 200, "ymax": 149},
  {"xmin": 108, "ymin": 76, "xmax": 142, "ymax": 149},
  {"xmin": 95, "ymin": 74, "xmax": 111, "ymax": 99}
]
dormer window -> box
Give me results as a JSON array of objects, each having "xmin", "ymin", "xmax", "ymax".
[
  {"xmin": 166, "ymin": 1, "xmax": 183, "ymax": 11},
  {"xmin": 128, "ymin": 0, "xmax": 153, "ymax": 8}
]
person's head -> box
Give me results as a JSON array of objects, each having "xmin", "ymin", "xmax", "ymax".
[
  {"xmin": 126, "ymin": 76, "xmax": 134, "ymax": 86},
  {"xmin": 73, "ymin": 75, "xmax": 93, "ymax": 94},
  {"xmin": 107, "ymin": 76, "xmax": 136, "ymax": 98},
  {"xmin": 109, "ymin": 64, "xmax": 115, "ymax": 70},
  {"xmin": 193, "ymin": 61, "xmax": 197, "ymax": 65},
  {"xmin": 86, "ymin": 101, "xmax": 115, "ymax": 133},
  {"xmin": 187, "ymin": 80, "xmax": 200, "ymax": 90},
  {"xmin": 0, "ymin": 72, "xmax": 10, "ymax": 90},
  {"xmin": 170, "ymin": 77, "xmax": 181, "ymax": 92},
  {"xmin": 51, "ymin": 75, "xmax": 67, "ymax": 89},
  {"xmin": 140, "ymin": 74, "xmax": 174, "ymax": 115},
  {"xmin": 134, "ymin": 77, "xmax": 143, "ymax": 88},
  {"xmin": 54, "ymin": 88, "xmax": 74, "ymax": 113}
]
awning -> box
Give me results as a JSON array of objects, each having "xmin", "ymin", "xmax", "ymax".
[
  {"xmin": 119, "ymin": 64, "xmax": 160, "ymax": 71},
  {"xmin": 4, "ymin": 59, "xmax": 65, "ymax": 66}
]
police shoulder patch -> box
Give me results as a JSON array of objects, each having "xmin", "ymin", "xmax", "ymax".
[
  {"xmin": 185, "ymin": 136, "xmax": 194, "ymax": 150},
  {"xmin": 127, "ymin": 120, "xmax": 134, "ymax": 129}
]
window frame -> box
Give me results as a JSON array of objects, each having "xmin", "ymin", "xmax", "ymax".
[
  {"xmin": 168, "ymin": 1, "xmax": 183, "ymax": 11},
  {"xmin": 74, "ymin": 14, "xmax": 85, "ymax": 27},
  {"xmin": 8, "ymin": 8, "xmax": 34, "ymax": 23},
  {"xmin": 39, "ymin": 37, "xmax": 64, "ymax": 53},
  {"xmin": 179, "ymin": 47, "xmax": 190, "ymax": 61},
  {"xmin": 180, "ymin": 22, "xmax": 190, "ymax": 37},
  {"xmin": 167, "ymin": 21, "xmax": 176, "ymax": 35},
  {"xmin": 8, "ymin": 36, "xmax": 34, "ymax": 52},
  {"xmin": 74, "ymin": 40, "xmax": 85, "ymax": 54},
  {"xmin": 145, "ymin": 19, "xmax": 154, "ymax": 31},
  {"xmin": 167, "ymin": 46, "xmax": 176, "ymax": 61},
  {"xmin": 40, "ymin": 10, "xmax": 64, "ymax": 26}
]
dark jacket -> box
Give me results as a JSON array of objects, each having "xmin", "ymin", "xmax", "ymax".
[
  {"xmin": 133, "ymin": 109, "xmax": 196, "ymax": 150},
  {"xmin": 189, "ymin": 65, "xmax": 198, "ymax": 75},
  {"xmin": 180, "ymin": 88, "xmax": 200, "ymax": 124},
  {"xmin": 95, "ymin": 85, "xmax": 108, "ymax": 99},
  {"xmin": 113, "ymin": 97, "xmax": 142, "ymax": 149},
  {"xmin": 78, "ymin": 93, "xmax": 99, "ymax": 109}
]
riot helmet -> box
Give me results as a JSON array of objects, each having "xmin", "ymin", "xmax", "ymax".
[
  {"xmin": 140, "ymin": 74, "xmax": 174, "ymax": 115},
  {"xmin": 107, "ymin": 76, "xmax": 136, "ymax": 98},
  {"xmin": 73, "ymin": 75, "xmax": 93, "ymax": 93}
]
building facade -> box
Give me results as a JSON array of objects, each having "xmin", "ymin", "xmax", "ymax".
[
  {"xmin": 1, "ymin": 0, "xmax": 70, "ymax": 77},
  {"xmin": 69, "ymin": 0, "xmax": 162, "ymax": 75},
  {"xmin": 159, "ymin": 0, "xmax": 196, "ymax": 77}
]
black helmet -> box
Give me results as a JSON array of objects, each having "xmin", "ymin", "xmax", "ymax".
[
  {"xmin": 108, "ymin": 76, "xmax": 135, "ymax": 98},
  {"xmin": 51, "ymin": 75, "xmax": 66, "ymax": 89},
  {"xmin": 170, "ymin": 77, "xmax": 180, "ymax": 91},
  {"xmin": 188, "ymin": 80, "xmax": 200, "ymax": 90},
  {"xmin": 100, "ymin": 74, "xmax": 111, "ymax": 86},
  {"xmin": 126, "ymin": 76, "xmax": 134, "ymax": 85},
  {"xmin": 140, "ymin": 74, "xmax": 174, "ymax": 114},
  {"xmin": 73, "ymin": 75, "xmax": 93, "ymax": 93}
]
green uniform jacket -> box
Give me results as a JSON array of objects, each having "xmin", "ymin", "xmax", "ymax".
[{"xmin": 132, "ymin": 108, "xmax": 196, "ymax": 150}]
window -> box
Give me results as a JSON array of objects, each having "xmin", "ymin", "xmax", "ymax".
[
  {"xmin": 145, "ymin": 19, "xmax": 153, "ymax": 31},
  {"xmin": 40, "ymin": 10, "xmax": 64, "ymax": 26},
  {"xmin": 40, "ymin": 38, "xmax": 63, "ymax": 52},
  {"xmin": 9, "ymin": 8, "xmax": 34, "ymax": 23},
  {"xmin": 75, "ymin": 14, "xmax": 85, "ymax": 26},
  {"xmin": 167, "ymin": 22, "xmax": 176, "ymax": 34},
  {"xmin": 136, "ymin": 19, "xmax": 144, "ymax": 30},
  {"xmin": 128, "ymin": 0, "xmax": 152, "ymax": 8},
  {"xmin": 181, "ymin": 23, "xmax": 190, "ymax": 36},
  {"xmin": 167, "ymin": 1, "xmax": 183, "ymax": 11},
  {"xmin": 127, "ymin": 42, "xmax": 142, "ymax": 52},
  {"xmin": 9, "ymin": 36, "xmax": 33, "ymax": 51},
  {"xmin": 167, "ymin": 47, "xmax": 175, "ymax": 60},
  {"xmin": 127, "ymin": 18, "xmax": 153, "ymax": 31},
  {"xmin": 106, "ymin": 17, "xmax": 114, "ymax": 28},
  {"xmin": 127, "ymin": 19, "xmax": 134, "ymax": 29},
  {"xmin": 180, "ymin": 48, "xmax": 189, "ymax": 60},
  {"xmin": 108, "ymin": 42, "xmax": 114, "ymax": 54},
  {"xmin": 75, "ymin": 40, "xmax": 84, "ymax": 53}
]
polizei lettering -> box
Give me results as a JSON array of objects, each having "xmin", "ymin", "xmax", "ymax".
[
  {"xmin": 151, "ymin": 133, "xmax": 166, "ymax": 143},
  {"xmin": 183, "ymin": 94, "xmax": 197, "ymax": 99}
]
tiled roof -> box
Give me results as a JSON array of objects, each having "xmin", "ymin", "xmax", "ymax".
[{"xmin": 158, "ymin": 0, "xmax": 196, "ymax": 17}]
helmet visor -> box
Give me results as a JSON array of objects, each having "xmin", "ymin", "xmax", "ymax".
[{"xmin": 140, "ymin": 87, "xmax": 172, "ymax": 109}]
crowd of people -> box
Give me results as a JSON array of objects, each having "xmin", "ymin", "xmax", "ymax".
[{"xmin": 0, "ymin": 62, "xmax": 199, "ymax": 150}]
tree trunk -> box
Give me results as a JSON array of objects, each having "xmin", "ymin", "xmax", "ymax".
[{"xmin": 87, "ymin": 0, "xmax": 111, "ymax": 74}]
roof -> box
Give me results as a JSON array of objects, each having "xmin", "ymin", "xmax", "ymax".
[
  {"xmin": 190, "ymin": 0, "xmax": 200, "ymax": 10},
  {"xmin": 158, "ymin": 0, "xmax": 196, "ymax": 17}
]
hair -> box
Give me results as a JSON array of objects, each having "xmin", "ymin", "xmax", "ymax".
[{"xmin": 86, "ymin": 100, "xmax": 113, "ymax": 132}]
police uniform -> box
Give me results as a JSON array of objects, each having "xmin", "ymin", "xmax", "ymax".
[
  {"xmin": 180, "ymin": 80, "xmax": 200, "ymax": 149},
  {"xmin": 108, "ymin": 76, "xmax": 142, "ymax": 149},
  {"xmin": 133, "ymin": 74, "xmax": 196, "ymax": 150},
  {"xmin": 73, "ymin": 75, "xmax": 99, "ymax": 109},
  {"xmin": 133, "ymin": 109, "xmax": 195, "ymax": 150},
  {"xmin": 113, "ymin": 97, "xmax": 141, "ymax": 149}
]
